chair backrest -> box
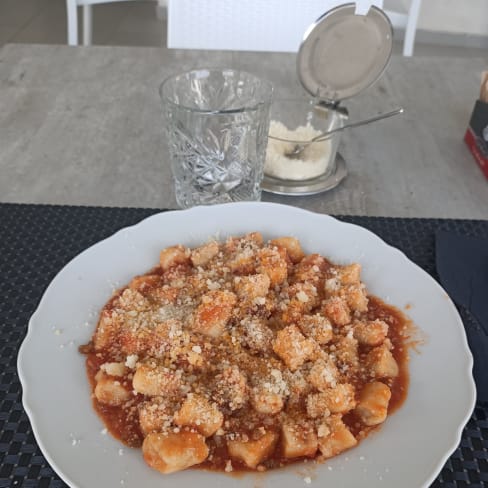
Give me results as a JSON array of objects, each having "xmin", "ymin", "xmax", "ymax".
[
  {"xmin": 167, "ymin": 0, "xmax": 384, "ymax": 53},
  {"xmin": 384, "ymin": 0, "xmax": 422, "ymax": 56}
]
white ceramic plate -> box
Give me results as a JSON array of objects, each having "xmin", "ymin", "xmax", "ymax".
[{"xmin": 18, "ymin": 202, "xmax": 476, "ymax": 488}]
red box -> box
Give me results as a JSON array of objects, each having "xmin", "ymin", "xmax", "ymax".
[{"xmin": 465, "ymin": 99, "xmax": 488, "ymax": 180}]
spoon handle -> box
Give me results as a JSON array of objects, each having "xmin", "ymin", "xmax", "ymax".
[{"xmin": 312, "ymin": 107, "xmax": 404, "ymax": 142}]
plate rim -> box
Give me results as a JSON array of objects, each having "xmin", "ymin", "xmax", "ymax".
[{"xmin": 17, "ymin": 202, "xmax": 476, "ymax": 488}]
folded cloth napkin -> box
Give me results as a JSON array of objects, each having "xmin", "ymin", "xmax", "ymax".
[{"xmin": 436, "ymin": 230, "xmax": 488, "ymax": 403}]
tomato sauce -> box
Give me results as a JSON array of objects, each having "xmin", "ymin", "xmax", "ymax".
[{"xmin": 82, "ymin": 294, "xmax": 413, "ymax": 471}]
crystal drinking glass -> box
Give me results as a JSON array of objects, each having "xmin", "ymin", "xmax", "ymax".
[{"xmin": 160, "ymin": 69, "xmax": 273, "ymax": 208}]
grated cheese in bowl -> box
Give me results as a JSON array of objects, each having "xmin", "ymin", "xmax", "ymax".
[{"xmin": 265, "ymin": 120, "xmax": 333, "ymax": 181}]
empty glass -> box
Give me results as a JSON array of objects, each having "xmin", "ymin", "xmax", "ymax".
[{"xmin": 160, "ymin": 69, "xmax": 273, "ymax": 208}]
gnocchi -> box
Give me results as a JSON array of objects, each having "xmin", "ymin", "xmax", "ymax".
[{"xmin": 81, "ymin": 233, "xmax": 411, "ymax": 475}]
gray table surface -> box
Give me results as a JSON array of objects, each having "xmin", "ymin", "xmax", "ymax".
[{"xmin": 0, "ymin": 43, "xmax": 487, "ymax": 218}]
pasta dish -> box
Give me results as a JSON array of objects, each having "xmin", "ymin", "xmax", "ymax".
[{"xmin": 80, "ymin": 233, "xmax": 410, "ymax": 474}]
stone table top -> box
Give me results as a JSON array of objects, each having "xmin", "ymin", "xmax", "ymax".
[{"xmin": 0, "ymin": 43, "xmax": 486, "ymax": 218}]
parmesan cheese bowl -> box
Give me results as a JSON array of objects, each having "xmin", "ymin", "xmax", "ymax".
[{"xmin": 265, "ymin": 100, "xmax": 345, "ymax": 182}]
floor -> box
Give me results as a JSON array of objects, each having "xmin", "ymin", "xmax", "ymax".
[
  {"xmin": 0, "ymin": 0, "xmax": 486, "ymax": 58},
  {"xmin": 0, "ymin": 0, "xmax": 166, "ymax": 48}
]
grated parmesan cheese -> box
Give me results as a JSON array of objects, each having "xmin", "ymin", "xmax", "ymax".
[
  {"xmin": 296, "ymin": 290, "xmax": 310, "ymax": 303},
  {"xmin": 125, "ymin": 354, "xmax": 138, "ymax": 369},
  {"xmin": 265, "ymin": 120, "xmax": 332, "ymax": 181}
]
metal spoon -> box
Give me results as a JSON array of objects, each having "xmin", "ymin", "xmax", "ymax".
[{"xmin": 284, "ymin": 107, "xmax": 404, "ymax": 159}]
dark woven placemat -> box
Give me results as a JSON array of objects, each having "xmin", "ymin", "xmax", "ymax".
[{"xmin": 1, "ymin": 203, "xmax": 487, "ymax": 488}]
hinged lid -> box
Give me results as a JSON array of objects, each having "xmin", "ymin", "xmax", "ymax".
[{"xmin": 297, "ymin": 3, "xmax": 393, "ymax": 103}]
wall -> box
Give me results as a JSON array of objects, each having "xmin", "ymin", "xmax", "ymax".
[{"xmin": 388, "ymin": 0, "xmax": 488, "ymax": 37}]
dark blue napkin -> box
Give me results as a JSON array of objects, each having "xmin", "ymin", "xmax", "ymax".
[{"xmin": 436, "ymin": 230, "xmax": 488, "ymax": 403}]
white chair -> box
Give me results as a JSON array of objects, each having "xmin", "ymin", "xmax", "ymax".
[
  {"xmin": 66, "ymin": 0, "xmax": 167, "ymax": 46},
  {"xmin": 167, "ymin": 0, "xmax": 384, "ymax": 53},
  {"xmin": 167, "ymin": 0, "xmax": 422, "ymax": 57},
  {"xmin": 384, "ymin": 0, "xmax": 422, "ymax": 56}
]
